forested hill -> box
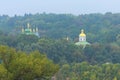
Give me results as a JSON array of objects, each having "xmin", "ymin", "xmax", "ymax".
[{"xmin": 0, "ymin": 12, "xmax": 120, "ymax": 44}]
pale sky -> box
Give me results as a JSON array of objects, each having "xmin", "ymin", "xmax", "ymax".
[{"xmin": 0, "ymin": 0, "xmax": 120, "ymax": 16}]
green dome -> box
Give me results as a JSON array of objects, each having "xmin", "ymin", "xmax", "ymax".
[{"xmin": 25, "ymin": 29, "xmax": 31, "ymax": 32}]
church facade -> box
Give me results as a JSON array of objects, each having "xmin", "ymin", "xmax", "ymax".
[{"xmin": 75, "ymin": 29, "xmax": 90, "ymax": 48}]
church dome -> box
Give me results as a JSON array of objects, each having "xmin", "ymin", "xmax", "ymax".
[{"xmin": 79, "ymin": 29, "xmax": 86, "ymax": 37}]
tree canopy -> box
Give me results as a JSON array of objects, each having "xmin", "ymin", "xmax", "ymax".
[
  {"xmin": 0, "ymin": 45, "xmax": 59, "ymax": 80},
  {"xmin": 0, "ymin": 12, "xmax": 120, "ymax": 79}
]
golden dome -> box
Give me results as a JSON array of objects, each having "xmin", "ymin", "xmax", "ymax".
[
  {"xmin": 22, "ymin": 28, "xmax": 24, "ymax": 32},
  {"xmin": 27, "ymin": 23, "xmax": 30, "ymax": 29},
  {"xmin": 79, "ymin": 29, "xmax": 86, "ymax": 37}
]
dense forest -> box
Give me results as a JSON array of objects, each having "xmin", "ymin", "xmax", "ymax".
[
  {"xmin": 0, "ymin": 12, "xmax": 120, "ymax": 79},
  {"xmin": 0, "ymin": 12, "xmax": 120, "ymax": 43}
]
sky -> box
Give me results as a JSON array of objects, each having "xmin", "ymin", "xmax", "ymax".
[{"xmin": 0, "ymin": 0, "xmax": 120, "ymax": 16}]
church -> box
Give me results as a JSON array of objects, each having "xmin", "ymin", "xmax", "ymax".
[
  {"xmin": 75, "ymin": 29, "xmax": 90, "ymax": 48},
  {"xmin": 21, "ymin": 23, "xmax": 39, "ymax": 37}
]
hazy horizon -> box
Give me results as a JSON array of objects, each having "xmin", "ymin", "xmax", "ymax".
[{"xmin": 0, "ymin": 0, "xmax": 120, "ymax": 16}]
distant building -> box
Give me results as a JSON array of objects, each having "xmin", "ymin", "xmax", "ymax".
[
  {"xmin": 75, "ymin": 29, "xmax": 90, "ymax": 48},
  {"xmin": 51, "ymin": 76, "xmax": 56, "ymax": 80},
  {"xmin": 21, "ymin": 23, "xmax": 39, "ymax": 37}
]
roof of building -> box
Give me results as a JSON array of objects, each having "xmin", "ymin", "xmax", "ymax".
[{"xmin": 75, "ymin": 41, "xmax": 90, "ymax": 46}]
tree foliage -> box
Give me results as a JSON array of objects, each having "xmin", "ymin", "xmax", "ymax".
[
  {"xmin": 56, "ymin": 62, "xmax": 120, "ymax": 80},
  {"xmin": 0, "ymin": 13, "xmax": 120, "ymax": 79},
  {"xmin": 0, "ymin": 45, "xmax": 59, "ymax": 80}
]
